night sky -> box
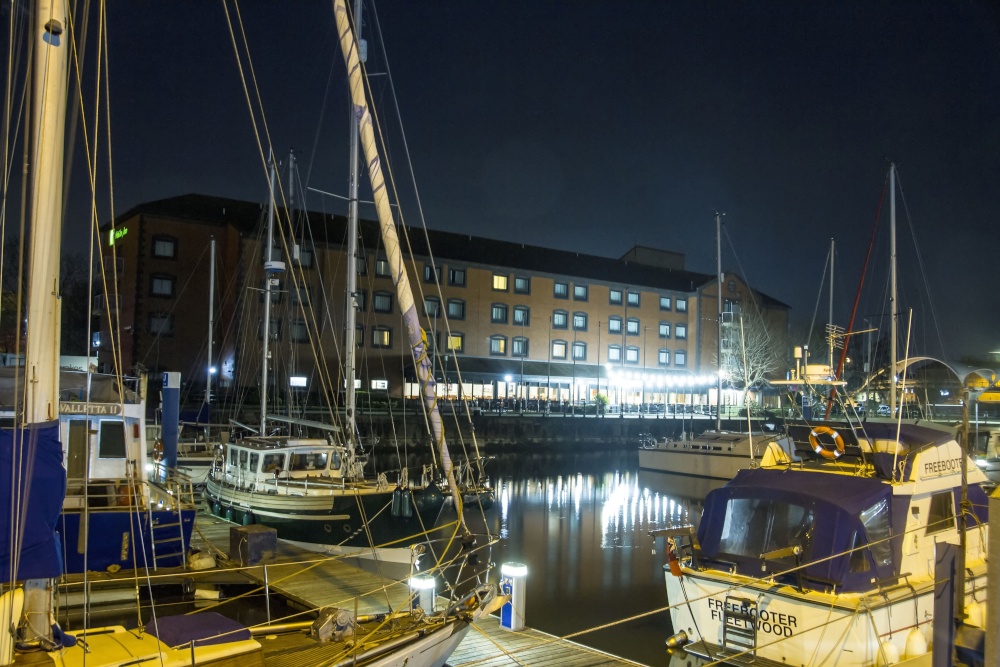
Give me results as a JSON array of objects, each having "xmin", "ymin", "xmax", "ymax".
[{"xmin": 43, "ymin": 3, "xmax": 1000, "ymax": 360}]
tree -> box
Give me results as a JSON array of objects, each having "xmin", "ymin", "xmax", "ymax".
[{"xmin": 719, "ymin": 299, "xmax": 785, "ymax": 397}]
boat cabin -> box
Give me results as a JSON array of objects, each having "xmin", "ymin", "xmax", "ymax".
[{"xmin": 217, "ymin": 436, "xmax": 358, "ymax": 491}]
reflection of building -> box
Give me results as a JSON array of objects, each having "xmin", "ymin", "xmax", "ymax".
[{"xmin": 95, "ymin": 194, "xmax": 789, "ymax": 409}]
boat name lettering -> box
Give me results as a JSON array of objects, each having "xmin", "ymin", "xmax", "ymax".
[
  {"xmin": 59, "ymin": 402, "xmax": 123, "ymax": 415},
  {"xmin": 923, "ymin": 457, "xmax": 962, "ymax": 476},
  {"xmin": 707, "ymin": 599, "xmax": 797, "ymax": 636}
]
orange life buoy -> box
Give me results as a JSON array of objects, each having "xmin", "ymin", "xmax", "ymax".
[
  {"xmin": 152, "ymin": 439, "xmax": 164, "ymax": 463},
  {"xmin": 809, "ymin": 426, "xmax": 845, "ymax": 460}
]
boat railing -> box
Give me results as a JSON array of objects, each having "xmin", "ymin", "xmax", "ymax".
[{"xmin": 150, "ymin": 469, "xmax": 197, "ymax": 511}]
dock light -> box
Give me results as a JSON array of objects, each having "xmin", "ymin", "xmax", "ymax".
[
  {"xmin": 208, "ymin": 366, "xmax": 217, "ymax": 374},
  {"xmin": 408, "ymin": 575, "xmax": 436, "ymax": 612},
  {"xmin": 504, "ymin": 374, "xmax": 512, "ymax": 383},
  {"xmin": 499, "ymin": 562, "xmax": 528, "ymax": 631},
  {"xmin": 290, "ymin": 376, "xmax": 307, "ymax": 388}
]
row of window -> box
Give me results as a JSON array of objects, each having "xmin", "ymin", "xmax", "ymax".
[{"xmin": 486, "ymin": 335, "xmax": 687, "ymax": 366}]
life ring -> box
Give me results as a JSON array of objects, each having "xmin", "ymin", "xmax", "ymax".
[
  {"xmin": 152, "ymin": 439, "xmax": 164, "ymax": 463},
  {"xmin": 809, "ymin": 426, "xmax": 845, "ymax": 460}
]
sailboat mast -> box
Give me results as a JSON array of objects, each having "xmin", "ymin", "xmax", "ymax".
[
  {"xmin": 715, "ymin": 212, "xmax": 722, "ymax": 432},
  {"xmin": 889, "ymin": 163, "xmax": 897, "ymax": 414},
  {"xmin": 333, "ymin": 0, "xmax": 466, "ymax": 522},
  {"xmin": 342, "ymin": 0, "xmax": 364, "ymax": 447},
  {"xmin": 206, "ymin": 237, "xmax": 215, "ymax": 423},
  {"xmin": 261, "ymin": 153, "xmax": 280, "ymax": 434},
  {"xmin": 828, "ymin": 238, "xmax": 834, "ymax": 371}
]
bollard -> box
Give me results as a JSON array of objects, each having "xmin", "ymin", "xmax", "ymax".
[
  {"xmin": 499, "ymin": 562, "xmax": 528, "ymax": 631},
  {"xmin": 408, "ymin": 575, "xmax": 436, "ymax": 613}
]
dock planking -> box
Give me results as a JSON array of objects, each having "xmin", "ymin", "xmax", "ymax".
[{"xmin": 192, "ymin": 510, "xmax": 648, "ymax": 666}]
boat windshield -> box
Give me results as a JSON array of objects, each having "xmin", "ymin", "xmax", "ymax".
[
  {"xmin": 290, "ymin": 452, "xmax": 328, "ymax": 472},
  {"xmin": 719, "ymin": 498, "xmax": 814, "ymax": 560}
]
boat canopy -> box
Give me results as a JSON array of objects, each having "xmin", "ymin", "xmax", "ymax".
[{"xmin": 697, "ymin": 468, "xmax": 904, "ymax": 592}]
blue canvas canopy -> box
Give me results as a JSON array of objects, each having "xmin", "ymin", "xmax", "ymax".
[
  {"xmin": 697, "ymin": 468, "xmax": 902, "ymax": 592},
  {"xmin": 0, "ymin": 422, "xmax": 65, "ymax": 580}
]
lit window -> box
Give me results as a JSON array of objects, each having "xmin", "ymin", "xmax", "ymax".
[
  {"xmin": 625, "ymin": 346, "xmax": 640, "ymax": 364},
  {"xmin": 150, "ymin": 274, "xmax": 175, "ymax": 297},
  {"xmin": 372, "ymin": 326, "xmax": 392, "ymax": 348},
  {"xmin": 424, "ymin": 297, "xmax": 441, "ymax": 318},
  {"xmin": 447, "ymin": 299, "xmax": 466, "ymax": 320},
  {"xmin": 627, "ymin": 291, "xmax": 640, "ymax": 307},
  {"xmin": 676, "ymin": 324, "xmax": 687, "ymax": 339},
  {"xmin": 572, "ymin": 341, "xmax": 586, "ymax": 361},
  {"xmin": 151, "ymin": 236, "xmax": 177, "ymax": 259},
  {"xmin": 626, "ymin": 318, "xmax": 640, "ymax": 336},
  {"xmin": 514, "ymin": 276, "xmax": 531, "ymax": 294},
  {"xmin": 552, "ymin": 310, "xmax": 568, "ymax": 329},
  {"xmin": 658, "ymin": 349, "xmax": 670, "ymax": 366},
  {"xmin": 676, "ymin": 298, "xmax": 688, "ymax": 312},
  {"xmin": 512, "ymin": 337, "xmax": 529, "ymax": 357},
  {"xmin": 573, "ymin": 284, "xmax": 588, "ymax": 301},
  {"xmin": 608, "ymin": 345, "xmax": 622, "ymax": 363},
  {"xmin": 675, "ymin": 350, "xmax": 687, "ymax": 366},
  {"xmin": 572, "ymin": 312, "xmax": 587, "ymax": 331},
  {"xmin": 371, "ymin": 379, "xmax": 389, "ymax": 390},
  {"xmin": 376, "ymin": 258, "xmax": 391, "ymax": 277},
  {"xmin": 447, "ymin": 333, "xmax": 464, "ymax": 352},
  {"xmin": 659, "ymin": 321, "xmax": 671, "ymax": 338},
  {"xmin": 513, "ymin": 305, "xmax": 530, "ymax": 326},
  {"xmin": 449, "ymin": 267, "xmax": 466, "ymax": 286},
  {"xmin": 491, "ymin": 303, "xmax": 509, "ymax": 324},
  {"xmin": 609, "ymin": 317, "xmax": 622, "ymax": 334},
  {"xmin": 552, "ymin": 340, "xmax": 567, "ymax": 359},
  {"xmin": 660, "ymin": 296, "xmax": 672, "ymax": 311},
  {"xmin": 609, "ymin": 289, "xmax": 623, "ymax": 306},
  {"xmin": 490, "ymin": 335, "xmax": 507, "ymax": 356},
  {"xmin": 493, "ymin": 274, "xmax": 509, "ymax": 291},
  {"xmin": 373, "ymin": 291, "xmax": 393, "ymax": 313},
  {"xmin": 424, "ymin": 264, "xmax": 439, "ymax": 283},
  {"xmin": 554, "ymin": 282, "xmax": 569, "ymax": 299}
]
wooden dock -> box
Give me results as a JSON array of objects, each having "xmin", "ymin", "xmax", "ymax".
[{"xmin": 190, "ymin": 511, "xmax": 647, "ymax": 666}]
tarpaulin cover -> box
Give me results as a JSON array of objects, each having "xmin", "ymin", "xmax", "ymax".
[
  {"xmin": 146, "ymin": 612, "xmax": 251, "ymax": 647},
  {"xmin": 0, "ymin": 422, "xmax": 65, "ymax": 580}
]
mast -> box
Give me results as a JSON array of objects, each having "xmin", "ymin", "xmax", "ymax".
[
  {"xmin": 889, "ymin": 163, "xmax": 897, "ymax": 414},
  {"xmin": 22, "ymin": 0, "xmax": 70, "ymax": 644},
  {"xmin": 260, "ymin": 153, "xmax": 283, "ymax": 434},
  {"xmin": 828, "ymin": 238, "xmax": 835, "ymax": 372},
  {"xmin": 342, "ymin": 0, "xmax": 364, "ymax": 447},
  {"xmin": 715, "ymin": 212, "xmax": 722, "ymax": 432},
  {"xmin": 333, "ymin": 0, "xmax": 466, "ymax": 524},
  {"xmin": 206, "ymin": 236, "xmax": 215, "ymax": 434}
]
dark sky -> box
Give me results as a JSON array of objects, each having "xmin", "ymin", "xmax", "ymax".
[{"xmin": 54, "ymin": 2, "xmax": 1000, "ymax": 360}]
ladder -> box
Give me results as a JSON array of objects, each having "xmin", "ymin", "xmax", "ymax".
[
  {"xmin": 721, "ymin": 594, "xmax": 758, "ymax": 658},
  {"xmin": 148, "ymin": 470, "xmax": 197, "ymax": 570}
]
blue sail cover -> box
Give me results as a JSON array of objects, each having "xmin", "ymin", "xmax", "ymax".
[
  {"xmin": 697, "ymin": 468, "xmax": 901, "ymax": 592},
  {"xmin": 0, "ymin": 422, "xmax": 65, "ymax": 579}
]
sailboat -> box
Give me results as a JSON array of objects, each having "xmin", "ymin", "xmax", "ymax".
[
  {"xmin": 638, "ymin": 213, "xmax": 796, "ymax": 479},
  {"xmin": 658, "ymin": 165, "xmax": 989, "ymax": 667}
]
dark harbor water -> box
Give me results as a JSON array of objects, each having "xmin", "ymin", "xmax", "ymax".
[{"xmin": 465, "ymin": 450, "xmax": 723, "ymax": 666}]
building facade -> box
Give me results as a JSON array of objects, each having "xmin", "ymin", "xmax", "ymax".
[{"xmin": 95, "ymin": 194, "xmax": 789, "ymax": 412}]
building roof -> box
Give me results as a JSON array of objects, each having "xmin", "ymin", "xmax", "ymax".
[{"xmin": 113, "ymin": 193, "xmax": 789, "ymax": 308}]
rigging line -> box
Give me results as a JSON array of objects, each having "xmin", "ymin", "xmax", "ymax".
[
  {"xmin": 806, "ymin": 247, "xmax": 830, "ymax": 353},
  {"xmin": 895, "ymin": 171, "xmax": 947, "ymax": 358}
]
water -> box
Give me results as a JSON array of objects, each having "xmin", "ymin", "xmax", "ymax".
[{"xmin": 465, "ymin": 449, "xmax": 723, "ymax": 666}]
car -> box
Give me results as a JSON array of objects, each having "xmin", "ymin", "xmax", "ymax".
[{"xmin": 876, "ymin": 404, "xmax": 891, "ymax": 416}]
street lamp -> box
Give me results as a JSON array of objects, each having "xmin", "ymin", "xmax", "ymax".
[{"xmin": 519, "ymin": 314, "xmax": 526, "ymax": 414}]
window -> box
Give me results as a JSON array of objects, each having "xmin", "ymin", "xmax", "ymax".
[
  {"xmin": 151, "ymin": 235, "xmax": 177, "ymax": 259},
  {"xmin": 150, "ymin": 274, "xmax": 175, "ymax": 297},
  {"xmin": 493, "ymin": 273, "xmax": 509, "ymax": 291},
  {"xmin": 659, "ymin": 321, "xmax": 671, "ymax": 338},
  {"xmin": 572, "ymin": 341, "xmax": 586, "ymax": 361},
  {"xmin": 447, "ymin": 332, "xmax": 464, "ymax": 353},
  {"xmin": 91, "ymin": 331, "xmax": 102, "ymax": 348},
  {"xmin": 514, "ymin": 276, "xmax": 531, "ymax": 294},
  {"xmin": 373, "ymin": 291, "xmax": 393, "ymax": 314},
  {"xmin": 660, "ymin": 296, "xmax": 672, "ymax": 311},
  {"xmin": 372, "ymin": 326, "xmax": 392, "ymax": 348},
  {"xmin": 490, "ymin": 335, "xmax": 507, "ymax": 356},
  {"xmin": 609, "ymin": 317, "xmax": 622, "ymax": 334},
  {"xmin": 609, "ymin": 289, "xmax": 623, "ymax": 306},
  {"xmin": 626, "ymin": 318, "xmax": 640, "ymax": 336},
  {"xmin": 449, "ymin": 267, "xmax": 466, "ymax": 286},
  {"xmin": 290, "ymin": 320, "xmax": 309, "ymax": 343},
  {"xmin": 552, "ymin": 310, "xmax": 568, "ymax": 329},
  {"xmin": 625, "ymin": 346, "xmax": 640, "ymax": 364},
  {"xmin": 354, "ymin": 290, "xmax": 367, "ymax": 312},
  {"xmin": 424, "ymin": 297, "xmax": 441, "ymax": 318},
  {"xmin": 572, "ymin": 312, "xmax": 588, "ymax": 331},
  {"xmin": 295, "ymin": 245, "xmax": 314, "ymax": 268},
  {"xmin": 608, "ymin": 345, "xmax": 622, "ymax": 363},
  {"xmin": 627, "ymin": 291, "xmax": 640, "ymax": 307},
  {"xmin": 447, "ymin": 299, "xmax": 466, "ymax": 320},
  {"xmin": 149, "ymin": 313, "xmax": 174, "ymax": 337},
  {"xmin": 376, "ymin": 257, "xmax": 391, "ymax": 277},
  {"xmin": 370, "ymin": 379, "xmax": 388, "ymax": 391},
  {"xmin": 552, "ymin": 340, "xmax": 567, "ymax": 359},
  {"xmin": 675, "ymin": 350, "xmax": 687, "ymax": 366},
  {"xmin": 927, "ymin": 492, "xmax": 956, "ymax": 535},
  {"xmin": 573, "ymin": 284, "xmax": 588, "ymax": 301},
  {"xmin": 257, "ymin": 318, "xmax": 282, "ymax": 341},
  {"xmin": 491, "ymin": 303, "xmax": 509, "ymax": 324},
  {"xmin": 292, "ymin": 284, "xmax": 313, "ymax": 306},
  {"xmin": 513, "ymin": 305, "xmax": 530, "ymax": 326},
  {"xmin": 355, "ymin": 324, "xmax": 364, "ymax": 347},
  {"xmin": 354, "ymin": 249, "xmax": 366, "ymax": 274},
  {"xmin": 676, "ymin": 324, "xmax": 687, "ymax": 339},
  {"xmin": 424, "ymin": 264, "xmax": 439, "ymax": 283},
  {"xmin": 97, "ymin": 420, "xmax": 127, "ymax": 459},
  {"xmin": 658, "ymin": 349, "xmax": 670, "ymax": 366},
  {"xmin": 512, "ymin": 336, "xmax": 529, "ymax": 357},
  {"xmin": 554, "ymin": 282, "xmax": 569, "ymax": 299},
  {"xmin": 676, "ymin": 298, "xmax": 688, "ymax": 312}
]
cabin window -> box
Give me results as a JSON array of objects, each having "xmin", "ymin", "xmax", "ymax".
[
  {"xmin": 97, "ymin": 420, "xmax": 126, "ymax": 459},
  {"xmin": 859, "ymin": 497, "xmax": 893, "ymax": 569},
  {"xmin": 250, "ymin": 453, "xmax": 260, "ymax": 471},
  {"xmin": 229, "ymin": 449, "xmax": 238, "ymax": 466},
  {"xmin": 262, "ymin": 453, "xmax": 285, "ymax": 474},
  {"xmin": 239, "ymin": 450, "xmax": 249, "ymax": 469},
  {"xmin": 926, "ymin": 492, "xmax": 956, "ymax": 535},
  {"xmin": 290, "ymin": 452, "xmax": 328, "ymax": 472},
  {"xmin": 719, "ymin": 498, "xmax": 815, "ymax": 562}
]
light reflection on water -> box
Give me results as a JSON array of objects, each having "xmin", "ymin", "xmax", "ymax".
[{"xmin": 470, "ymin": 449, "xmax": 722, "ymax": 666}]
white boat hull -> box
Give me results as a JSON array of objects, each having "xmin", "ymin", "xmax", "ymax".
[{"xmin": 638, "ymin": 432, "xmax": 795, "ymax": 480}]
